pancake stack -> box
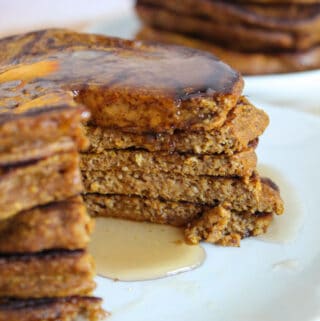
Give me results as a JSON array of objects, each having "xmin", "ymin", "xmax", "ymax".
[
  {"xmin": 0, "ymin": 29, "xmax": 284, "ymax": 319},
  {"xmin": 135, "ymin": 0, "xmax": 320, "ymax": 74},
  {"xmin": 69, "ymin": 32, "xmax": 283, "ymax": 246},
  {"xmin": 0, "ymin": 29, "xmax": 283, "ymax": 248},
  {"xmin": 0, "ymin": 61, "xmax": 104, "ymax": 319}
]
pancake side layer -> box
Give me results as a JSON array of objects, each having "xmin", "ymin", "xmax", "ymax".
[
  {"xmin": 80, "ymin": 149, "xmax": 257, "ymax": 178},
  {"xmin": 0, "ymin": 197, "xmax": 92, "ymax": 253},
  {"xmin": 0, "ymin": 152, "xmax": 83, "ymax": 220},
  {"xmin": 0, "ymin": 296, "xmax": 105, "ymax": 321},
  {"xmin": 85, "ymin": 97, "xmax": 268, "ymax": 154},
  {"xmin": 0, "ymin": 250, "xmax": 95, "ymax": 298}
]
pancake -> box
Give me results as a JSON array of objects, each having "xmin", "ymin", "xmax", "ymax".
[
  {"xmin": 0, "ymin": 136, "xmax": 77, "ymax": 167},
  {"xmin": 0, "ymin": 29, "xmax": 244, "ymax": 134},
  {"xmin": 136, "ymin": 4, "xmax": 320, "ymax": 51},
  {"xmin": 137, "ymin": 0, "xmax": 320, "ymax": 32},
  {"xmin": 83, "ymin": 170, "xmax": 260, "ymax": 210},
  {"xmin": 0, "ymin": 250, "xmax": 95, "ymax": 298},
  {"xmin": 0, "ymin": 152, "xmax": 83, "ymax": 220},
  {"xmin": 0, "ymin": 90, "xmax": 89, "ymax": 162},
  {"xmin": 0, "ymin": 296, "xmax": 105, "ymax": 321},
  {"xmin": 137, "ymin": 27, "xmax": 320, "ymax": 74},
  {"xmin": 85, "ymin": 97, "xmax": 268, "ymax": 155},
  {"xmin": 84, "ymin": 177, "xmax": 283, "ymax": 224},
  {"xmin": 234, "ymin": 0, "xmax": 320, "ymax": 4},
  {"xmin": 83, "ymin": 169, "xmax": 283, "ymax": 214},
  {"xmin": 80, "ymin": 148, "xmax": 257, "ymax": 178},
  {"xmin": 0, "ymin": 197, "xmax": 92, "ymax": 253}
]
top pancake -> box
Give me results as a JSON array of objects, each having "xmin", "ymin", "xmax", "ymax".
[{"xmin": 0, "ymin": 29, "xmax": 243, "ymax": 134}]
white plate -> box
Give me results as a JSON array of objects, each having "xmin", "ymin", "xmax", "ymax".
[
  {"xmin": 92, "ymin": 104, "xmax": 320, "ymax": 321},
  {"xmin": 87, "ymin": 10, "xmax": 320, "ymax": 115}
]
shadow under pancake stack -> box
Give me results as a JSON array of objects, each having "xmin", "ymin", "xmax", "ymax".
[
  {"xmin": 135, "ymin": 0, "xmax": 320, "ymax": 75},
  {"xmin": 0, "ymin": 29, "xmax": 284, "ymax": 320}
]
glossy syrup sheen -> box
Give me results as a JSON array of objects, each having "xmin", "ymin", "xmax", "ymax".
[
  {"xmin": 0, "ymin": 29, "xmax": 242, "ymax": 132},
  {"xmin": 89, "ymin": 218, "xmax": 205, "ymax": 281},
  {"xmin": 0, "ymin": 30, "xmax": 240, "ymax": 95}
]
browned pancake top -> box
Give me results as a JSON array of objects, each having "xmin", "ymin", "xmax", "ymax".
[{"xmin": 0, "ymin": 29, "xmax": 243, "ymax": 133}]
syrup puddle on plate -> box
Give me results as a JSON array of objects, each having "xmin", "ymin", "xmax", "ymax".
[
  {"xmin": 89, "ymin": 217, "xmax": 205, "ymax": 281},
  {"xmin": 257, "ymin": 164, "xmax": 304, "ymax": 243}
]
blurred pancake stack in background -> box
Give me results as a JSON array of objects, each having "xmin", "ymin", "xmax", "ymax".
[{"xmin": 135, "ymin": 0, "xmax": 320, "ymax": 75}]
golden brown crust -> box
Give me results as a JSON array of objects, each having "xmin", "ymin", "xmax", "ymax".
[
  {"xmin": 0, "ymin": 152, "xmax": 83, "ymax": 220},
  {"xmin": 0, "ymin": 296, "xmax": 106, "ymax": 321},
  {"xmin": 0, "ymin": 250, "xmax": 95, "ymax": 298},
  {"xmin": 0, "ymin": 28, "xmax": 243, "ymax": 134},
  {"xmin": 85, "ymin": 97, "xmax": 268, "ymax": 155},
  {"xmin": 80, "ymin": 149, "xmax": 257, "ymax": 178},
  {"xmin": 0, "ymin": 197, "xmax": 93, "ymax": 253},
  {"xmin": 136, "ymin": 27, "xmax": 320, "ymax": 75}
]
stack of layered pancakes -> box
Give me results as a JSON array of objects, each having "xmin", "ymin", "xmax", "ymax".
[
  {"xmin": 136, "ymin": 0, "xmax": 320, "ymax": 74},
  {"xmin": 74, "ymin": 33, "xmax": 284, "ymax": 246},
  {"xmin": 0, "ymin": 46, "xmax": 103, "ymax": 319},
  {"xmin": 0, "ymin": 29, "xmax": 284, "ymax": 319}
]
